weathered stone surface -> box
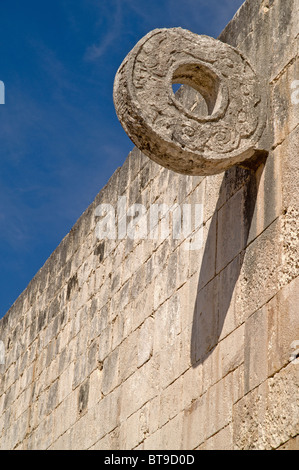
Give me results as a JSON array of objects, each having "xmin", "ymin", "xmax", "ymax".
[
  {"xmin": 0, "ymin": 0, "xmax": 298, "ymax": 452},
  {"xmin": 244, "ymin": 306, "xmax": 268, "ymax": 393},
  {"xmin": 114, "ymin": 28, "xmax": 267, "ymax": 176},
  {"xmin": 234, "ymin": 365, "xmax": 299, "ymax": 450}
]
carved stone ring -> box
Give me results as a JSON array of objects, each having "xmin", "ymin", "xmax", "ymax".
[{"xmin": 113, "ymin": 28, "xmax": 267, "ymax": 176}]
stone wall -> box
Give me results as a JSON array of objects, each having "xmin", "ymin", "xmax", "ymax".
[{"xmin": 0, "ymin": 0, "xmax": 298, "ymax": 450}]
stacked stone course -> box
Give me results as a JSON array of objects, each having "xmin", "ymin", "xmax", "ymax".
[{"xmin": 0, "ymin": 0, "xmax": 298, "ymax": 449}]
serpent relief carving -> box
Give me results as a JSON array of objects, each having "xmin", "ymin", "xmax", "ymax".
[{"xmin": 113, "ymin": 28, "xmax": 267, "ymax": 176}]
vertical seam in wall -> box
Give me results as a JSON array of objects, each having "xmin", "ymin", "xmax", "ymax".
[{"xmin": 23, "ymin": 337, "xmax": 39, "ymax": 449}]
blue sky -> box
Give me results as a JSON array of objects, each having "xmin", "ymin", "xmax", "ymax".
[{"xmin": 0, "ymin": 0, "xmax": 244, "ymax": 318}]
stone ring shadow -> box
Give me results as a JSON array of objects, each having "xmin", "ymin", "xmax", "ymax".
[{"xmin": 190, "ymin": 157, "xmax": 266, "ymax": 368}]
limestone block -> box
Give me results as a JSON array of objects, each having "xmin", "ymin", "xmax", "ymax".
[
  {"xmin": 0, "ymin": 0, "xmax": 298, "ymax": 452},
  {"xmin": 201, "ymin": 424, "xmax": 233, "ymax": 450},
  {"xmin": 50, "ymin": 429, "xmax": 72, "ymax": 450},
  {"xmin": 217, "ymin": 254, "xmax": 242, "ymax": 340},
  {"xmin": 90, "ymin": 429, "xmax": 120, "ymax": 450},
  {"xmin": 3, "ymin": 366, "xmax": 15, "ymax": 396},
  {"xmin": 232, "ymin": 364, "xmax": 245, "ymax": 404},
  {"xmin": 119, "ymin": 414, "xmax": 139, "ymax": 450},
  {"xmin": 175, "ymin": 247, "xmax": 189, "ymax": 289},
  {"xmin": 220, "ymin": 324, "xmax": 245, "ymax": 378},
  {"xmin": 158, "ymin": 332, "xmax": 187, "ymax": 389},
  {"xmin": 233, "ymin": 380, "xmax": 267, "ymax": 450},
  {"xmin": 201, "ymin": 343, "xmax": 222, "ymax": 395},
  {"xmin": 143, "ymin": 428, "xmax": 162, "ymax": 450},
  {"xmin": 177, "ymin": 273, "xmax": 199, "ymax": 327},
  {"xmin": 265, "ymin": 366, "xmax": 299, "ymax": 449},
  {"xmin": 2, "ymin": 386, "xmax": 14, "ymax": 415},
  {"xmin": 279, "ymin": 205, "xmax": 299, "ymax": 289},
  {"xmin": 14, "ymin": 386, "xmax": 31, "ymax": 422},
  {"xmin": 88, "ymin": 369, "xmax": 102, "ymax": 409},
  {"xmin": 101, "ymin": 347, "xmax": 119, "ymax": 396},
  {"xmin": 244, "ymin": 306, "xmax": 268, "ymax": 393},
  {"xmin": 231, "ymin": 0, "xmax": 297, "ymax": 87},
  {"xmin": 46, "ymin": 380, "xmax": 58, "ymax": 416},
  {"xmin": 137, "ymin": 317, "xmax": 154, "ymax": 368},
  {"xmin": 58, "ymin": 362, "xmax": 74, "ymax": 404},
  {"xmin": 277, "ymin": 126, "xmax": 299, "ymax": 212},
  {"xmin": 78, "ymin": 379, "xmax": 89, "ymax": 418},
  {"xmin": 0, "ymin": 396, "xmax": 4, "ymax": 429},
  {"xmin": 13, "ymin": 410, "xmax": 28, "ymax": 448},
  {"xmin": 267, "ymin": 276, "xmax": 299, "ymax": 376},
  {"xmin": 130, "ymin": 265, "xmax": 146, "ymax": 302},
  {"xmin": 114, "ymin": 28, "xmax": 267, "ymax": 176},
  {"xmin": 120, "ymin": 356, "xmax": 159, "ymax": 422},
  {"xmin": 190, "ymin": 277, "xmax": 219, "ymax": 364},
  {"xmin": 159, "ymin": 377, "xmax": 183, "ymax": 427},
  {"xmin": 93, "ymin": 387, "xmax": 122, "ymax": 440},
  {"xmin": 28, "ymin": 413, "xmax": 54, "ymax": 450},
  {"xmin": 153, "ymin": 293, "xmax": 181, "ymax": 353},
  {"xmin": 130, "ymin": 281, "xmax": 155, "ymax": 332},
  {"xmin": 160, "ymin": 413, "xmax": 183, "ymax": 450},
  {"xmin": 272, "ymin": 59, "xmax": 299, "ymax": 147},
  {"xmin": 268, "ymin": 0, "xmax": 298, "ymax": 82},
  {"xmin": 72, "ymin": 353, "xmax": 87, "ymax": 390},
  {"xmin": 235, "ymin": 219, "xmax": 281, "ymax": 322},
  {"xmin": 278, "ymin": 436, "xmax": 299, "ymax": 450},
  {"xmin": 118, "ymin": 330, "xmax": 138, "ymax": 383},
  {"xmin": 217, "ymin": 165, "xmax": 251, "ymax": 210},
  {"xmin": 234, "ymin": 365, "xmax": 299, "ymax": 449},
  {"xmin": 70, "ymin": 409, "xmax": 98, "ymax": 450},
  {"xmin": 207, "ymin": 372, "xmax": 234, "ymax": 439},
  {"xmin": 216, "ymin": 188, "xmax": 244, "ymax": 273},
  {"xmin": 57, "ymin": 321, "xmax": 71, "ymax": 354},
  {"xmin": 218, "ymin": 0, "xmax": 258, "ymax": 49},
  {"xmin": 119, "ymin": 404, "xmax": 149, "ymax": 450},
  {"xmin": 181, "ymin": 365, "xmax": 203, "ymax": 410},
  {"xmin": 52, "ymin": 392, "xmax": 77, "ymax": 442},
  {"xmin": 202, "ymin": 173, "xmax": 223, "ymax": 222},
  {"xmin": 246, "ymin": 152, "xmax": 282, "ymax": 245},
  {"xmin": 182, "ymin": 396, "xmax": 207, "ymax": 449},
  {"xmin": 111, "ymin": 315, "xmax": 124, "ymax": 350}
]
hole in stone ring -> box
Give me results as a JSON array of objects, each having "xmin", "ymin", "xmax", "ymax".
[
  {"xmin": 172, "ymin": 62, "xmax": 222, "ymax": 118},
  {"xmin": 172, "ymin": 83, "xmax": 209, "ymax": 117}
]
